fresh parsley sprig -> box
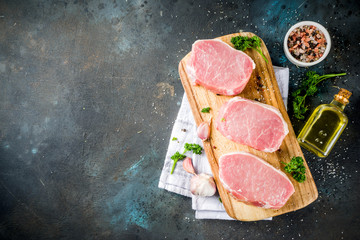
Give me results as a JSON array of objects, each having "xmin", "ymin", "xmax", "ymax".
[
  {"xmin": 170, "ymin": 151, "xmax": 186, "ymax": 174},
  {"xmin": 170, "ymin": 143, "xmax": 203, "ymax": 174},
  {"xmin": 201, "ymin": 107, "xmax": 211, "ymax": 113},
  {"xmin": 231, "ymin": 36, "xmax": 268, "ymax": 63},
  {"xmin": 292, "ymin": 71, "xmax": 346, "ymax": 119},
  {"xmin": 183, "ymin": 143, "xmax": 202, "ymax": 155},
  {"xmin": 281, "ymin": 156, "xmax": 306, "ymax": 183}
]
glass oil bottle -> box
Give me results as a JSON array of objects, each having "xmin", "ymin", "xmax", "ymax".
[{"xmin": 297, "ymin": 88, "xmax": 352, "ymax": 158}]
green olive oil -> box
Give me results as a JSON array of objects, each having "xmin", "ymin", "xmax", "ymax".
[{"xmin": 297, "ymin": 88, "xmax": 351, "ymax": 158}]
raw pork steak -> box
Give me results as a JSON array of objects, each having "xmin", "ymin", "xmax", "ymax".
[
  {"xmin": 219, "ymin": 152, "xmax": 295, "ymax": 209},
  {"xmin": 186, "ymin": 39, "xmax": 255, "ymax": 95},
  {"xmin": 215, "ymin": 97, "xmax": 289, "ymax": 152}
]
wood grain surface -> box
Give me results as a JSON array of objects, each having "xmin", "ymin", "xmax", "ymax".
[{"xmin": 178, "ymin": 32, "xmax": 318, "ymax": 221}]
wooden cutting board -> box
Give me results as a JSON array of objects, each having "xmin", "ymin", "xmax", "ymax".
[{"xmin": 178, "ymin": 32, "xmax": 318, "ymax": 221}]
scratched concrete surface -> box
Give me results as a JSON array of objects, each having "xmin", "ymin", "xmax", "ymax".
[{"xmin": 0, "ymin": 0, "xmax": 359, "ymax": 239}]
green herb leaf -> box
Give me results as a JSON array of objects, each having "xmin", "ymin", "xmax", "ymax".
[
  {"xmin": 170, "ymin": 151, "xmax": 186, "ymax": 174},
  {"xmin": 183, "ymin": 143, "xmax": 202, "ymax": 155},
  {"xmin": 281, "ymin": 157, "xmax": 306, "ymax": 183},
  {"xmin": 231, "ymin": 36, "xmax": 269, "ymax": 63},
  {"xmin": 291, "ymin": 71, "xmax": 346, "ymax": 119},
  {"xmin": 292, "ymin": 172, "xmax": 306, "ymax": 183},
  {"xmin": 221, "ymin": 118, "xmax": 226, "ymax": 122},
  {"xmin": 172, "ymin": 137, "xmax": 178, "ymax": 141},
  {"xmin": 201, "ymin": 107, "xmax": 211, "ymax": 113},
  {"xmin": 292, "ymin": 89, "xmax": 302, "ymax": 97},
  {"xmin": 306, "ymin": 85, "xmax": 318, "ymax": 96}
]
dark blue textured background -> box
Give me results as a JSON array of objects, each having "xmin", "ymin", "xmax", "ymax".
[{"xmin": 0, "ymin": 0, "xmax": 359, "ymax": 239}]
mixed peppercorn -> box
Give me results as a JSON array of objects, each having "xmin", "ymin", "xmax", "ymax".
[{"xmin": 287, "ymin": 25, "xmax": 327, "ymax": 63}]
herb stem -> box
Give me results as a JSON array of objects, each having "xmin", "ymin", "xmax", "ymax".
[
  {"xmin": 316, "ymin": 73, "xmax": 346, "ymax": 85},
  {"xmin": 254, "ymin": 47, "xmax": 268, "ymax": 63},
  {"xmin": 171, "ymin": 160, "xmax": 178, "ymax": 174},
  {"xmin": 299, "ymin": 93, "xmax": 307, "ymax": 108}
]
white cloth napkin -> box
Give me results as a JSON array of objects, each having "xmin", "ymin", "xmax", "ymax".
[{"xmin": 158, "ymin": 66, "xmax": 289, "ymax": 220}]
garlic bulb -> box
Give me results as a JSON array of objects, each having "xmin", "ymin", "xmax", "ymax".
[
  {"xmin": 190, "ymin": 173, "xmax": 216, "ymax": 197},
  {"xmin": 182, "ymin": 155, "xmax": 217, "ymax": 197}
]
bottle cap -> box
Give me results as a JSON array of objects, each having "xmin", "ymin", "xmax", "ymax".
[{"xmin": 334, "ymin": 88, "xmax": 352, "ymax": 105}]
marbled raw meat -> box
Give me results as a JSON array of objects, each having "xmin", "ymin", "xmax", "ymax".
[
  {"xmin": 215, "ymin": 97, "xmax": 288, "ymax": 152},
  {"xmin": 186, "ymin": 39, "xmax": 255, "ymax": 95},
  {"xmin": 219, "ymin": 152, "xmax": 295, "ymax": 209}
]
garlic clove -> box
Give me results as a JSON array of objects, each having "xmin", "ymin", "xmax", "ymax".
[
  {"xmin": 182, "ymin": 157, "xmax": 196, "ymax": 175},
  {"xmin": 197, "ymin": 121, "xmax": 210, "ymax": 141},
  {"xmin": 190, "ymin": 173, "xmax": 217, "ymax": 197}
]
